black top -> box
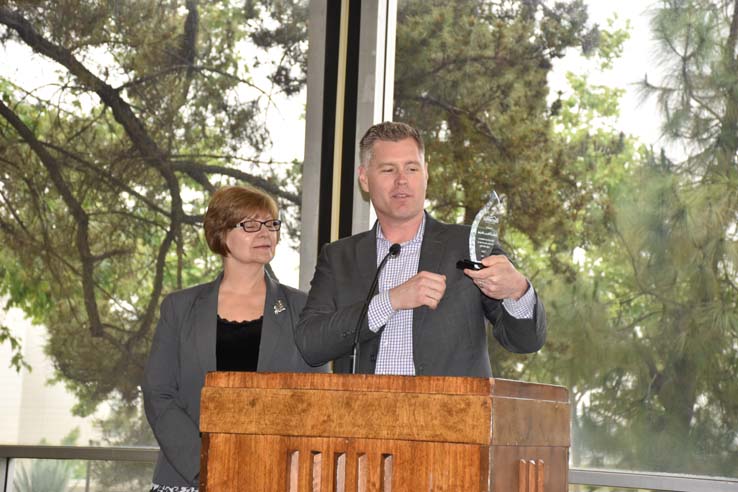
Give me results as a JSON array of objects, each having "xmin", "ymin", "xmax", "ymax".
[{"xmin": 216, "ymin": 315, "xmax": 263, "ymax": 372}]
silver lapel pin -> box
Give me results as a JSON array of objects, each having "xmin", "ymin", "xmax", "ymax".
[{"xmin": 273, "ymin": 299, "xmax": 286, "ymax": 315}]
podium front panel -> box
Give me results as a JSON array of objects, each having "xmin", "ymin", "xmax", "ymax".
[
  {"xmin": 199, "ymin": 373, "xmax": 570, "ymax": 492},
  {"xmin": 202, "ymin": 434, "xmax": 488, "ymax": 492}
]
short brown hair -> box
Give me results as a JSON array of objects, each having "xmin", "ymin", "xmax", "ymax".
[
  {"xmin": 359, "ymin": 121, "xmax": 425, "ymax": 167},
  {"xmin": 204, "ymin": 186, "xmax": 279, "ymax": 257}
]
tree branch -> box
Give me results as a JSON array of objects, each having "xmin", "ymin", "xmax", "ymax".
[
  {"xmin": 0, "ymin": 7, "xmax": 184, "ymax": 225},
  {"xmin": 411, "ymin": 94, "xmax": 510, "ymax": 159},
  {"xmin": 0, "ymin": 97, "xmax": 105, "ymax": 336},
  {"xmin": 171, "ymin": 160, "xmax": 300, "ymax": 204},
  {"xmin": 171, "ymin": 152, "xmax": 294, "ymax": 166},
  {"xmin": 38, "ymin": 140, "xmax": 201, "ymax": 224},
  {"xmin": 114, "ymin": 64, "xmax": 270, "ymax": 98},
  {"xmin": 128, "ymin": 222, "xmax": 177, "ymax": 348}
]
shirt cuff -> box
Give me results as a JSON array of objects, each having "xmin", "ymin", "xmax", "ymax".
[
  {"xmin": 367, "ymin": 291, "xmax": 395, "ymax": 332},
  {"xmin": 501, "ymin": 282, "xmax": 536, "ymax": 319}
]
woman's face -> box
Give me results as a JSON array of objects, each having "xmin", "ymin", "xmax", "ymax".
[{"xmin": 224, "ymin": 210, "xmax": 278, "ymax": 266}]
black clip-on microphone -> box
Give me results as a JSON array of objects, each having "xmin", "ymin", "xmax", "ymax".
[{"xmin": 350, "ymin": 243, "xmax": 401, "ymax": 374}]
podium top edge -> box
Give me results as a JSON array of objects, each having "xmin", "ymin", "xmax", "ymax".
[{"xmin": 203, "ymin": 373, "xmax": 569, "ymax": 402}]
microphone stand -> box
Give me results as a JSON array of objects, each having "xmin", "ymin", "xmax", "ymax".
[{"xmin": 350, "ymin": 243, "xmax": 401, "ymax": 374}]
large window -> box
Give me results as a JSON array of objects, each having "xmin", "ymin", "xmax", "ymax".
[
  {"xmin": 393, "ymin": 0, "xmax": 738, "ymax": 479},
  {"xmin": 0, "ymin": 1, "xmax": 308, "ymax": 488},
  {"xmin": 1, "ymin": 0, "xmax": 737, "ymax": 488}
]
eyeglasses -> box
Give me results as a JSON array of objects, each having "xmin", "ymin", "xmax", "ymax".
[{"xmin": 233, "ymin": 219, "xmax": 282, "ymax": 233}]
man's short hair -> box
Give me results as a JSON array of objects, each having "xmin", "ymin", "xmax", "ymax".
[
  {"xmin": 204, "ymin": 186, "xmax": 279, "ymax": 257},
  {"xmin": 359, "ymin": 121, "xmax": 425, "ymax": 167}
]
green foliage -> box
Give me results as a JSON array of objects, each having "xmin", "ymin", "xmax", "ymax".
[
  {"xmin": 397, "ymin": 0, "xmax": 738, "ymax": 477},
  {"xmin": 13, "ymin": 459, "xmax": 72, "ymax": 492},
  {"xmin": 0, "ymin": 1, "xmax": 307, "ymax": 412},
  {"xmin": 563, "ymin": 0, "xmax": 738, "ymax": 474},
  {"xmin": 14, "ymin": 428, "xmax": 80, "ymax": 492},
  {"xmin": 596, "ymin": 16, "xmax": 630, "ymax": 70},
  {"xmin": 0, "ymin": 322, "xmax": 30, "ymax": 372},
  {"xmin": 394, "ymin": 0, "xmax": 599, "ymax": 246}
]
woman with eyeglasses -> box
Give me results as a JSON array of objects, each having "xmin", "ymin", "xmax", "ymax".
[{"xmin": 142, "ymin": 186, "xmax": 328, "ymax": 492}]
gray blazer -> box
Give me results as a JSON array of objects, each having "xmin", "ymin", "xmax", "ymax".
[
  {"xmin": 143, "ymin": 272, "xmax": 328, "ymax": 487},
  {"xmin": 295, "ymin": 213, "xmax": 546, "ymax": 376}
]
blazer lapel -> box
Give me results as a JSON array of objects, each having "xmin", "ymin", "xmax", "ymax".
[
  {"xmin": 194, "ymin": 274, "xmax": 221, "ymax": 375},
  {"xmin": 355, "ymin": 222, "xmax": 379, "ymax": 297},
  {"xmin": 257, "ymin": 272, "xmax": 288, "ymax": 371},
  {"xmin": 413, "ymin": 214, "xmax": 446, "ymax": 334}
]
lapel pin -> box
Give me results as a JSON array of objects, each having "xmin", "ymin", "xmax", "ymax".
[{"xmin": 273, "ymin": 299, "xmax": 286, "ymax": 315}]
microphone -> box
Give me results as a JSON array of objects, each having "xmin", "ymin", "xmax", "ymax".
[{"xmin": 350, "ymin": 243, "xmax": 401, "ymax": 374}]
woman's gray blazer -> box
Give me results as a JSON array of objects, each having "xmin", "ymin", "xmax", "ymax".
[{"xmin": 142, "ymin": 272, "xmax": 328, "ymax": 487}]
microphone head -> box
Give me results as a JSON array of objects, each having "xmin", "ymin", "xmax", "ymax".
[{"xmin": 389, "ymin": 243, "xmax": 401, "ymax": 257}]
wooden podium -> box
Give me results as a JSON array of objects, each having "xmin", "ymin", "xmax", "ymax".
[{"xmin": 199, "ymin": 372, "xmax": 569, "ymax": 492}]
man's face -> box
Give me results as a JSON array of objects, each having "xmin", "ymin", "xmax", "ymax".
[{"xmin": 358, "ymin": 137, "xmax": 428, "ymax": 226}]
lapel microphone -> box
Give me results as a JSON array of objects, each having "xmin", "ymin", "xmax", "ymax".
[{"xmin": 350, "ymin": 243, "xmax": 401, "ymax": 374}]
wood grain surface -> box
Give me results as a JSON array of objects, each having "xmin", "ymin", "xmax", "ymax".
[
  {"xmin": 200, "ymin": 386, "xmax": 492, "ymax": 444},
  {"xmin": 199, "ymin": 373, "xmax": 571, "ymax": 492}
]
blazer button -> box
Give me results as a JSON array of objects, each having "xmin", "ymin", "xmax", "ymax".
[
  {"xmin": 417, "ymin": 363, "xmax": 425, "ymax": 374},
  {"xmin": 370, "ymin": 353, "xmax": 377, "ymax": 362}
]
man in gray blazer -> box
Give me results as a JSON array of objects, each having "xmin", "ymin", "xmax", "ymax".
[{"xmin": 295, "ymin": 122, "xmax": 546, "ymax": 376}]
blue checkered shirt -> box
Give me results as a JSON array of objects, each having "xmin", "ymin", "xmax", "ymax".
[{"xmin": 367, "ymin": 215, "xmax": 536, "ymax": 375}]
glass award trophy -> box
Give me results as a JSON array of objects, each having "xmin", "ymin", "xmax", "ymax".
[{"xmin": 456, "ymin": 190, "xmax": 504, "ymax": 270}]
